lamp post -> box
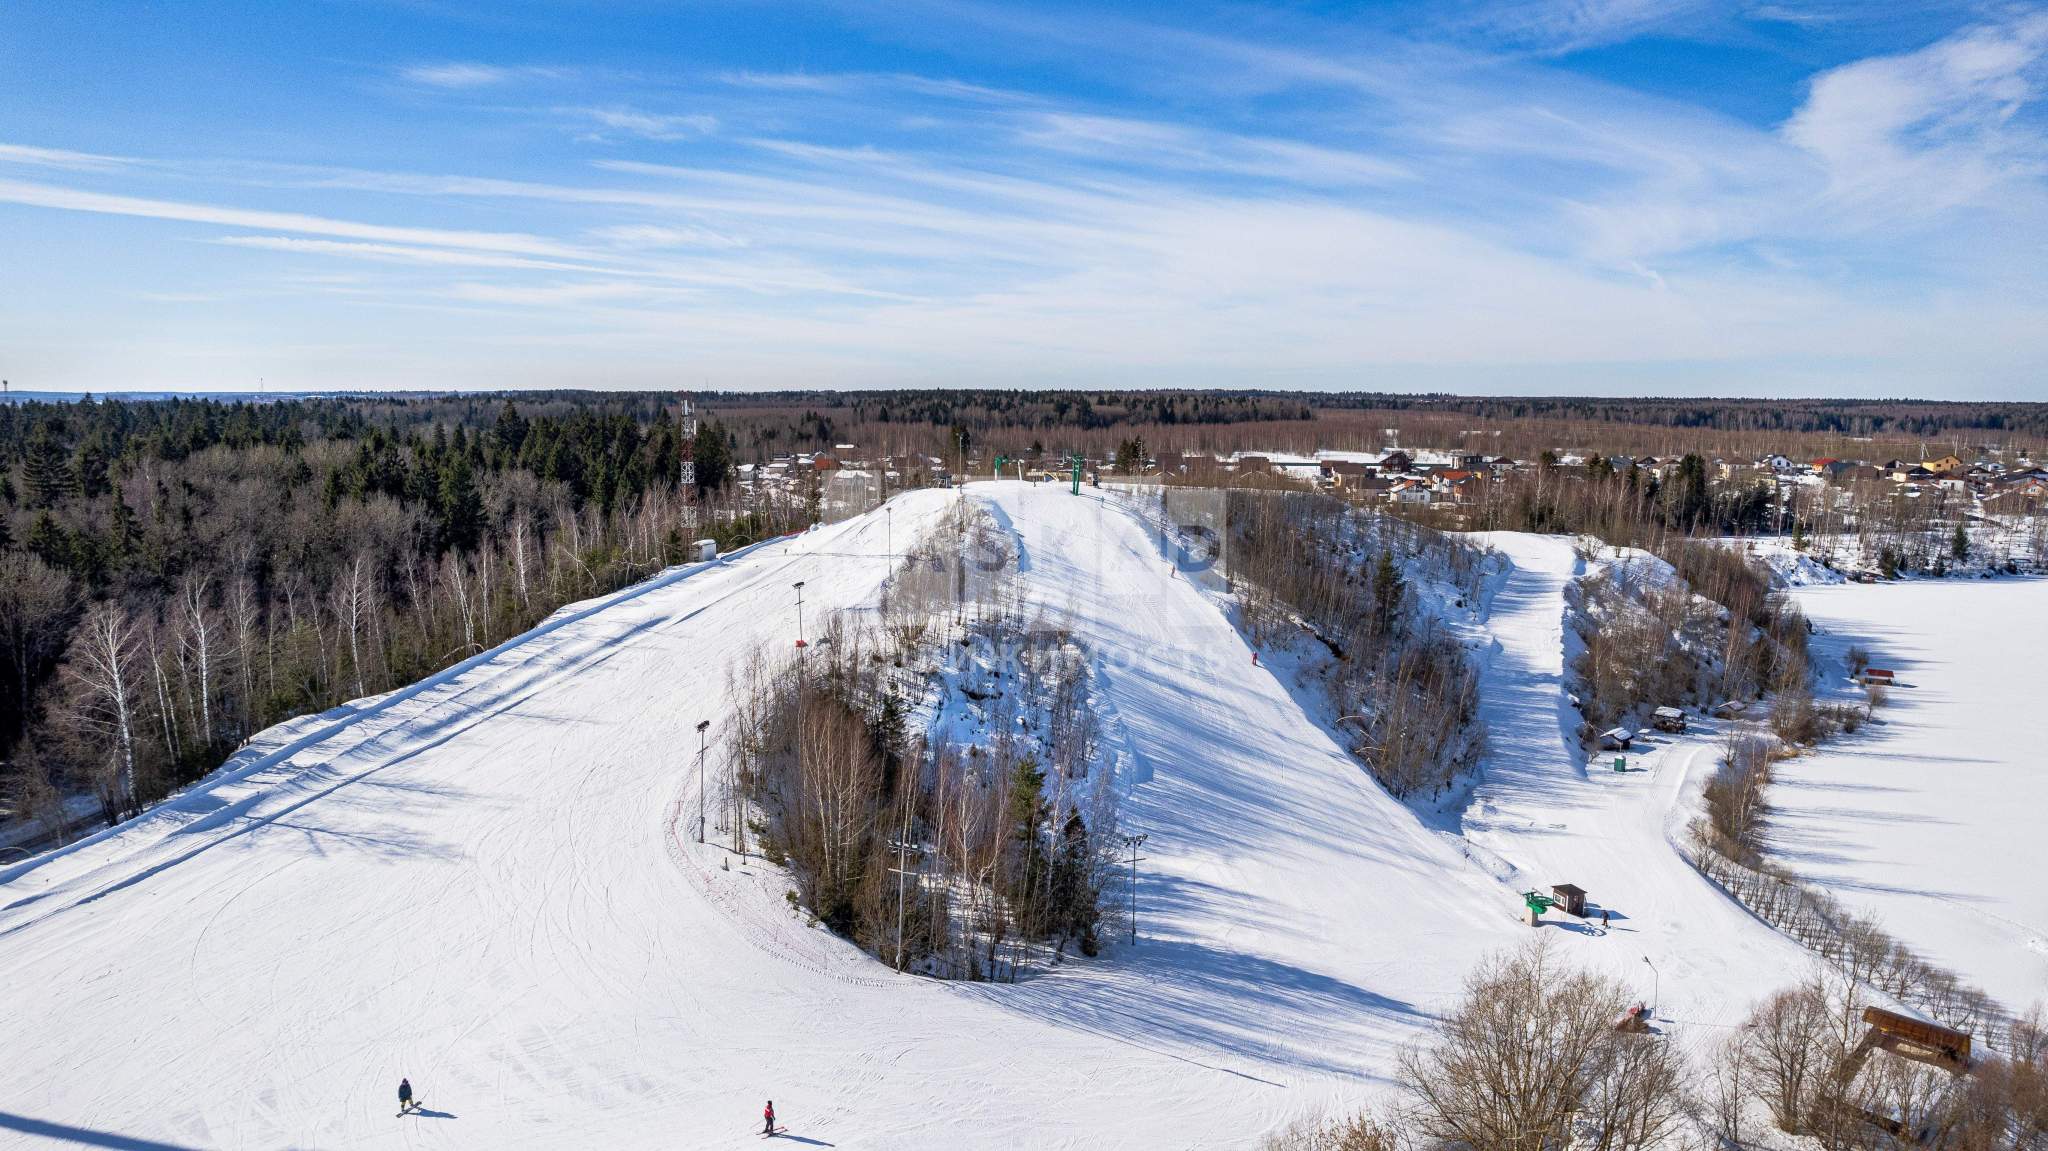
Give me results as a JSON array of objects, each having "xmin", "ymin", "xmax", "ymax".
[
  {"xmin": 793, "ymin": 580, "xmax": 807, "ymax": 649},
  {"xmin": 1122, "ymin": 833, "xmax": 1149, "ymax": 946},
  {"xmin": 1642, "ymin": 955, "xmax": 1659, "ymax": 1017},
  {"xmin": 695, "ymin": 719, "xmax": 710, "ymax": 844}
]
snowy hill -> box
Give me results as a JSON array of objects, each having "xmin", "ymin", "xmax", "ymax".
[{"xmin": 0, "ymin": 485, "xmax": 1875, "ymax": 1148}]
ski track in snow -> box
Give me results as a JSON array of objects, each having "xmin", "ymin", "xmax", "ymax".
[
  {"xmin": 0, "ymin": 487, "xmax": 1849, "ymax": 1149},
  {"xmin": 1457, "ymin": 533, "xmax": 1812, "ymax": 1021}
]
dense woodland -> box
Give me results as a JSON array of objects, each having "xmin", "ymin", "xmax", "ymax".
[{"xmin": 0, "ymin": 393, "xmax": 782, "ymax": 841}]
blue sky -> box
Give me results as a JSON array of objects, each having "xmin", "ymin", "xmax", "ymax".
[{"xmin": 2, "ymin": 1, "xmax": 2046, "ymax": 396}]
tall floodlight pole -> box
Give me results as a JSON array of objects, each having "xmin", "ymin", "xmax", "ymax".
[
  {"xmin": 1123, "ymin": 833, "xmax": 1149, "ymax": 945},
  {"xmin": 1642, "ymin": 955, "xmax": 1659, "ymax": 1016},
  {"xmin": 679, "ymin": 397, "xmax": 698, "ymax": 492},
  {"xmin": 793, "ymin": 580, "xmax": 807, "ymax": 650},
  {"xmin": 889, "ymin": 799, "xmax": 914, "ymax": 973},
  {"xmin": 695, "ymin": 719, "xmax": 710, "ymax": 843}
]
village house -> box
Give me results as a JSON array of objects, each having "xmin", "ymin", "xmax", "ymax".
[{"xmin": 1320, "ymin": 459, "xmax": 1377, "ymax": 488}]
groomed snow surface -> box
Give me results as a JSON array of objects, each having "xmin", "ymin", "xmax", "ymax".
[{"xmin": 0, "ymin": 484, "xmax": 2007, "ymax": 1150}]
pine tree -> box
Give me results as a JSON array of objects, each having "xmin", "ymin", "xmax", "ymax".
[
  {"xmin": 1006, "ymin": 758, "xmax": 1049, "ymax": 923},
  {"xmin": 1371, "ymin": 549, "xmax": 1405, "ymax": 637},
  {"xmin": 73, "ymin": 436, "xmax": 112, "ymax": 499},
  {"xmin": 1951, "ymin": 522, "xmax": 1969, "ymax": 562},
  {"xmin": 692, "ymin": 420, "xmax": 731, "ymax": 493},
  {"xmin": 1114, "ymin": 437, "xmax": 1145, "ymax": 475},
  {"xmin": 437, "ymin": 456, "xmax": 485, "ymax": 554},
  {"xmin": 27, "ymin": 512, "xmax": 68, "ymax": 572},
  {"xmin": 492, "ymin": 400, "xmax": 528, "ymax": 459},
  {"xmin": 1051, "ymin": 810, "xmax": 1100, "ymax": 954},
  {"xmin": 1666, "ymin": 454, "xmax": 1710, "ymax": 532},
  {"xmin": 872, "ymin": 690, "xmax": 906, "ymax": 793},
  {"xmin": 23, "ymin": 426, "xmax": 73, "ymax": 509}
]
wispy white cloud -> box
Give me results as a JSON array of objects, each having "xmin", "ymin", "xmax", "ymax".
[
  {"xmin": 0, "ymin": 143, "xmax": 137, "ymax": 171},
  {"xmin": 1784, "ymin": 12, "xmax": 2048, "ymax": 223},
  {"xmin": 1462, "ymin": 0, "xmax": 1713, "ymax": 55},
  {"xmin": 717, "ymin": 70, "xmax": 1037, "ymax": 106},
  {"xmin": 1013, "ymin": 111, "xmax": 1411, "ymax": 185},
  {"xmin": 587, "ymin": 223, "xmax": 747, "ymax": 250},
  {"xmin": 565, "ymin": 106, "xmax": 719, "ymax": 141},
  {"xmin": 207, "ymin": 235, "xmax": 602, "ymax": 272},
  {"xmin": 0, "ymin": 177, "xmax": 588, "ymax": 257},
  {"xmin": 398, "ymin": 62, "xmax": 563, "ymax": 89}
]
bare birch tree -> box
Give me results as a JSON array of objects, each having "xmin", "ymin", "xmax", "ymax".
[{"xmin": 64, "ymin": 601, "xmax": 143, "ymax": 819}]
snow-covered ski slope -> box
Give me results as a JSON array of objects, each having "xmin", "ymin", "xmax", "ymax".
[
  {"xmin": 1457, "ymin": 535, "xmax": 1810, "ymax": 1012},
  {"xmin": 3, "ymin": 486, "xmax": 1804, "ymax": 1149},
  {"xmin": 1779, "ymin": 579, "xmax": 2048, "ymax": 1009}
]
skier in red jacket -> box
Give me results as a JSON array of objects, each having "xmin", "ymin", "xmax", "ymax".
[{"xmin": 763, "ymin": 1100, "xmax": 776, "ymax": 1136}]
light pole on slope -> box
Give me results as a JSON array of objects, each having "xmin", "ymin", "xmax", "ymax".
[
  {"xmin": 695, "ymin": 719, "xmax": 710, "ymax": 844},
  {"xmin": 1642, "ymin": 955, "xmax": 1659, "ymax": 1017},
  {"xmin": 1122, "ymin": 833, "xmax": 1149, "ymax": 946}
]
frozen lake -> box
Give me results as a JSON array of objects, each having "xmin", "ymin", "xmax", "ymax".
[{"xmin": 1779, "ymin": 577, "xmax": 2048, "ymax": 1012}]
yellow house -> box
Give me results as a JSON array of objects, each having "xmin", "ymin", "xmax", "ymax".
[{"xmin": 1924, "ymin": 454, "xmax": 1966, "ymax": 475}]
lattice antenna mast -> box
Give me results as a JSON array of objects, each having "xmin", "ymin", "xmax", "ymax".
[{"xmin": 679, "ymin": 397, "xmax": 699, "ymax": 491}]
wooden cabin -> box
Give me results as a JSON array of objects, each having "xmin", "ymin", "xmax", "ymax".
[
  {"xmin": 1550, "ymin": 883, "xmax": 1588, "ymax": 917},
  {"xmin": 1652, "ymin": 706, "xmax": 1687, "ymax": 733},
  {"xmin": 1598, "ymin": 727, "xmax": 1635, "ymax": 751}
]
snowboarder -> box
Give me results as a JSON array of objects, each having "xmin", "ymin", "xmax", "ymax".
[
  {"xmin": 1251, "ymin": 651, "xmax": 1260, "ymax": 667},
  {"xmin": 1600, "ymin": 909, "xmax": 1610, "ymax": 930},
  {"xmin": 398, "ymin": 1078, "xmax": 413, "ymax": 1113},
  {"xmin": 763, "ymin": 1100, "xmax": 776, "ymax": 1136}
]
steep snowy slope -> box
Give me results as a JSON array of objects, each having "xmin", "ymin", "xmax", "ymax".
[{"xmin": 0, "ymin": 487, "xmax": 1812, "ymax": 1150}]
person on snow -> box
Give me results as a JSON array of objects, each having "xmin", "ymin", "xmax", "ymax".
[
  {"xmin": 398, "ymin": 1078, "xmax": 413, "ymax": 1112},
  {"xmin": 763, "ymin": 1100, "xmax": 776, "ymax": 1135},
  {"xmin": 1600, "ymin": 909, "xmax": 1610, "ymax": 930}
]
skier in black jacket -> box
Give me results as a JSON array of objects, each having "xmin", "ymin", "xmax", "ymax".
[{"xmin": 398, "ymin": 1078, "xmax": 413, "ymax": 1113}]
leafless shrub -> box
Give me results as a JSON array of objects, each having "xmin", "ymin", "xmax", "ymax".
[
  {"xmin": 1399, "ymin": 938, "xmax": 1689, "ymax": 1151},
  {"xmin": 1846, "ymin": 646, "xmax": 1871, "ymax": 676},
  {"xmin": 1259, "ymin": 1110, "xmax": 1406, "ymax": 1151}
]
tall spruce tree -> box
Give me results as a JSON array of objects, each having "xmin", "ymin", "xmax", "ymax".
[
  {"xmin": 23, "ymin": 426, "xmax": 73, "ymax": 509},
  {"xmin": 437, "ymin": 455, "xmax": 485, "ymax": 554}
]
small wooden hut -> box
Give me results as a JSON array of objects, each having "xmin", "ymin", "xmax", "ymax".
[{"xmin": 1550, "ymin": 883, "xmax": 1588, "ymax": 918}]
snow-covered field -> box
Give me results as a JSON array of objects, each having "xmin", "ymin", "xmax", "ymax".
[
  {"xmin": 0, "ymin": 483, "xmax": 1970, "ymax": 1150},
  {"xmin": 1777, "ymin": 579, "xmax": 2048, "ymax": 1011}
]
